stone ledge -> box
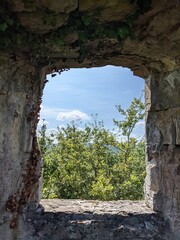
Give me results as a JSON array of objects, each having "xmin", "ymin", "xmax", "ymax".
[
  {"xmin": 40, "ymin": 199, "xmax": 155, "ymax": 214},
  {"xmin": 18, "ymin": 200, "xmax": 170, "ymax": 240}
]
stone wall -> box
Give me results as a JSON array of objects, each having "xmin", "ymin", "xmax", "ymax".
[
  {"xmin": 0, "ymin": 60, "xmax": 44, "ymax": 238},
  {"xmin": 145, "ymin": 71, "xmax": 180, "ymax": 239},
  {"xmin": 18, "ymin": 200, "xmax": 170, "ymax": 240},
  {"xmin": 1, "ymin": 0, "xmax": 180, "ymax": 77}
]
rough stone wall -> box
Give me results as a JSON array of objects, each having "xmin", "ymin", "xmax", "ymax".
[
  {"xmin": 0, "ymin": 59, "xmax": 45, "ymax": 238},
  {"xmin": 1, "ymin": 0, "xmax": 180, "ymax": 77},
  {"xmin": 145, "ymin": 71, "xmax": 180, "ymax": 239},
  {"xmin": 18, "ymin": 200, "xmax": 170, "ymax": 240}
]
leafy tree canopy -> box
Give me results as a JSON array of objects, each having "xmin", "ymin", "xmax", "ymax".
[{"xmin": 38, "ymin": 97, "xmax": 146, "ymax": 200}]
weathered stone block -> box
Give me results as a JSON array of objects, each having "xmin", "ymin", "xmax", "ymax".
[
  {"xmin": 17, "ymin": 12, "xmax": 68, "ymax": 34},
  {"xmin": 9, "ymin": 0, "xmax": 78, "ymax": 13},
  {"xmin": 79, "ymin": 0, "xmax": 107, "ymax": 12},
  {"xmin": 38, "ymin": 0, "xmax": 78, "ymax": 13},
  {"xmin": 145, "ymin": 71, "xmax": 180, "ymax": 111},
  {"xmin": 146, "ymin": 108, "xmax": 180, "ymax": 147},
  {"xmin": 99, "ymin": 0, "xmax": 136, "ymax": 22},
  {"xmin": 79, "ymin": 0, "xmax": 136, "ymax": 22}
]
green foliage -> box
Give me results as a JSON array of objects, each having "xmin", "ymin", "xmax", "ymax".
[
  {"xmin": 53, "ymin": 37, "xmax": 65, "ymax": 46},
  {"xmin": 38, "ymin": 98, "xmax": 146, "ymax": 200},
  {"xmin": 51, "ymin": 10, "xmax": 134, "ymax": 62},
  {"xmin": 113, "ymin": 98, "xmax": 144, "ymax": 139},
  {"xmin": 117, "ymin": 27, "xmax": 131, "ymax": 39},
  {"xmin": 0, "ymin": 2, "xmax": 40, "ymax": 52},
  {"xmin": 0, "ymin": 0, "xmax": 152, "ymax": 58},
  {"xmin": 59, "ymin": 10, "xmax": 133, "ymax": 44}
]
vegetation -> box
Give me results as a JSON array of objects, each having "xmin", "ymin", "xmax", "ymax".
[
  {"xmin": 38, "ymin": 98, "xmax": 146, "ymax": 200},
  {"xmin": 0, "ymin": 0, "xmax": 152, "ymax": 60}
]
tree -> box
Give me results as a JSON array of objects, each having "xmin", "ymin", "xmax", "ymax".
[
  {"xmin": 113, "ymin": 97, "xmax": 145, "ymax": 162},
  {"xmin": 38, "ymin": 98, "xmax": 146, "ymax": 200},
  {"xmin": 112, "ymin": 97, "xmax": 145, "ymax": 199}
]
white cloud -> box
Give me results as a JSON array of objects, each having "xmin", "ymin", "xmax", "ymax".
[
  {"xmin": 40, "ymin": 105, "xmax": 90, "ymax": 123},
  {"xmin": 56, "ymin": 110, "xmax": 90, "ymax": 122},
  {"xmin": 40, "ymin": 105, "xmax": 67, "ymax": 119}
]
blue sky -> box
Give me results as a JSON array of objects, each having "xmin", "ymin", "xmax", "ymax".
[{"xmin": 39, "ymin": 65, "xmax": 145, "ymax": 138}]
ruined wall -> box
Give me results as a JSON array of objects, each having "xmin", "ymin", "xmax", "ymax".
[
  {"xmin": 0, "ymin": 59, "xmax": 45, "ymax": 238},
  {"xmin": 145, "ymin": 71, "xmax": 180, "ymax": 239},
  {"xmin": 1, "ymin": 0, "xmax": 180, "ymax": 77},
  {"xmin": 18, "ymin": 200, "xmax": 170, "ymax": 240},
  {"xmin": 0, "ymin": 0, "xmax": 180, "ymax": 239}
]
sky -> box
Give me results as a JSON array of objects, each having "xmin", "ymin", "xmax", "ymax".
[{"xmin": 39, "ymin": 65, "xmax": 145, "ymax": 138}]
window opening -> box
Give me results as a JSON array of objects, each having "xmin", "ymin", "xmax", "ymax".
[{"xmin": 38, "ymin": 66, "xmax": 145, "ymax": 201}]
